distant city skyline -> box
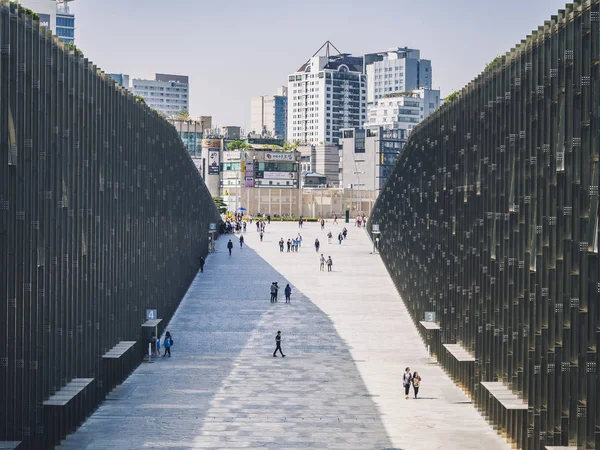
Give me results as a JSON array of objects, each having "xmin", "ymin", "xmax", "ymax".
[{"xmin": 69, "ymin": 0, "xmax": 568, "ymax": 128}]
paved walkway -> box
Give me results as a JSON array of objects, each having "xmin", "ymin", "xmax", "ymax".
[{"xmin": 59, "ymin": 221, "xmax": 510, "ymax": 450}]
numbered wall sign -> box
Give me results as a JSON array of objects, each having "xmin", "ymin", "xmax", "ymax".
[
  {"xmin": 425, "ymin": 311, "xmax": 436, "ymax": 323},
  {"xmin": 146, "ymin": 309, "xmax": 157, "ymax": 321},
  {"xmin": 209, "ymin": 223, "xmax": 217, "ymax": 231}
]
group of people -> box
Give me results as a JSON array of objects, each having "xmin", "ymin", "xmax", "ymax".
[
  {"xmin": 279, "ymin": 234, "xmax": 302, "ymax": 252},
  {"xmin": 150, "ymin": 331, "xmax": 174, "ymax": 358},
  {"xmin": 319, "ymin": 254, "xmax": 333, "ymax": 272},
  {"xmin": 355, "ymin": 214, "xmax": 367, "ymax": 228},
  {"xmin": 270, "ymin": 281, "xmax": 292, "ymax": 303},
  {"xmin": 402, "ymin": 367, "xmax": 422, "ymax": 399}
]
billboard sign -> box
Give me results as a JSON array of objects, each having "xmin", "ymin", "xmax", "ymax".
[
  {"xmin": 223, "ymin": 151, "xmax": 241, "ymax": 161},
  {"xmin": 265, "ymin": 152, "xmax": 294, "ymax": 161},
  {"xmin": 262, "ymin": 171, "xmax": 296, "ymax": 180},
  {"xmin": 201, "ymin": 139, "xmax": 221, "ymax": 149},
  {"xmin": 38, "ymin": 14, "xmax": 51, "ymax": 29},
  {"xmin": 207, "ymin": 149, "xmax": 220, "ymax": 175},
  {"xmin": 191, "ymin": 157, "xmax": 203, "ymax": 176}
]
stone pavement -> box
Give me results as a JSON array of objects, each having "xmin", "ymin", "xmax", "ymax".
[{"xmin": 59, "ymin": 221, "xmax": 510, "ymax": 450}]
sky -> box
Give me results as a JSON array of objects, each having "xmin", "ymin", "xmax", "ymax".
[{"xmin": 69, "ymin": 0, "xmax": 569, "ymax": 129}]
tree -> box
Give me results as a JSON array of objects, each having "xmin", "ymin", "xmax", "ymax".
[
  {"xmin": 212, "ymin": 196, "xmax": 227, "ymax": 214},
  {"xmin": 227, "ymin": 140, "xmax": 249, "ymax": 150},
  {"xmin": 172, "ymin": 109, "xmax": 190, "ymax": 121},
  {"xmin": 134, "ymin": 95, "xmax": 147, "ymax": 106}
]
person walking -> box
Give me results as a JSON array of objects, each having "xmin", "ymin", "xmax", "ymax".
[
  {"xmin": 284, "ymin": 284, "xmax": 292, "ymax": 303},
  {"xmin": 270, "ymin": 282, "xmax": 279, "ymax": 303},
  {"xmin": 297, "ymin": 233, "xmax": 302, "ymax": 247},
  {"xmin": 412, "ymin": 371, "xmax": 422, "ymax": 399},
  {"xmin": 287, "ymin": 239, "xmax": 291, "ymax": 252},
  {"xmin": 342, "ymin": 227, "xmax": 348, "ymax": 239},
  {"xmin": 279, "ymin": 238, "xmax": 284, "ymax": 252},
  {"xmin": 294, "ymin": 237, "xmax": 299, "ymax": 252},
  {"xmin": 156, "ymin": 333, "xmax": 161, "ymax": 356},
  {"xmin": 320, "ymin": 254, "xmax": 325, "ymax": 271},
  {"xmin": 320, "ymin": 219, "xmax": 325, "ymax": 230},
  {"xmin": 227, "ymin": 239, "xmax": 233, "ymax": 255},
  {"xmin": 403, "ymin": 367, "xmax": 412, "ymax": 399},
  {"xmin": 298, "ymin": 218, "xmax": 303, "ymax": 229},
  {"xmin": 315, "ymin": 238, "xmax": 320, "ymax": 252},
  {"xmin": 199, "ymin": 256, "xmax": 205, "ymax": 273},
  {"xmin": 259, "ymin": 230, "xmax": 264, "ymax": 242},
  {"xmin": 338, "ymin": 233, "xmax": 343, "ymax": 245},
  {"xmin": 239, "ymin": 235, "xmax": 244, "ymax": 248},
  {"xmin": 327, "ymin": 231, "xmax": 332, "ymax": 244},
  {"xmin": 151, "ymin": 332, "xmax": 157, "ymax": 356},
  {"xmin": 267, "ymin": 215, "xmax": 271, "ymax": 224},
  {"xmin": 333, "ymin": 214, "xmax": 338, "ymax": 224},
  {"xmin": 273, "ymin": 331, "xmax": 285, "ymax": 357},
  {"xmin": 326, "ymin": 256, "xmax": 333, "ymax": 272},
  {"xmin": 163, "ymin": 332, "xmax": 173, "ymax": 357}
]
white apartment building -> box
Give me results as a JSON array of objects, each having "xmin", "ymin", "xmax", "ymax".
[
  {"xmin": 288, "ymin": 52, "xmax": 367, "ymax": 145},
  {"xmin": 364, "ymin": 48, "xmax": 432, "ymax": 104},
  {"xmin": 365, "ymin": 88, "xmax": 441, "ymax": 135},
  {"xmin": 131, "ymin": 73, "xmax": 189, "ymax": 117}
]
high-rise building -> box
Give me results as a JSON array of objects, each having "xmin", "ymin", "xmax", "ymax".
[
  {"xmin": 364, "ymin": 48, "xmax": 432, "ymax": 104},
  {"xmin": 339, "ymin": 127, "xmax": 405, "ymax": 195},
  {"xmin": 288, "ymin": 43, "xmax": 366, "ymax": 145},
  {"xmin": 250, "ymin": 86, "xmax": 288, "ymax": 139},
  {"xmin": 131, "ymin": 73, "xmax": 189, "ymax": 117},
  {"xmin": 365, "ymin": 88, "xmax": 440, "ymax": 135},
  {"xmin": 20, "ymin": 0, "xmax": 75, "ymax": 43},
  {"xmin": 108, "ymin": 73, "xmax": 130, "ymax": 88}
]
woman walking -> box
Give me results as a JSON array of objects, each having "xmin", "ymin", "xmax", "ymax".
[
  {"xmin": 402, "ymin": 367, "xmax": 412, "ymax": 399},
  {"xmin": 163, "ymin": 332, "xmax": 173, "ymax": 357},
  {"xmin": 412, "ymin": 371, "xmax": 422, "ymax": 399},
  {"xmin": 284, "ymin": 284, "xmax": 292, "ymax": 303}
]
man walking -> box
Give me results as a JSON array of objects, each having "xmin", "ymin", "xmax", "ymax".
[
  {"xmin": 273, "ymin": 331, "xmax": 285, "ymax": 357},
  {"xmin": 326, "ymin": 256, "xmax": 333, "ymax": 272},
  {"xmin": 227, "ymin": 239, "xmax": 233, "ymax": 255},
  {"xmin": 320, "ymin": 254, "xmax": 325, "ymax": 271},
  {"xmin": 279, "ymin": 238, "xmax": 284, "ymax": 252},
  {"xmin": 239, "ymin": 235, "xmax": 244, "ymax": 248},
  {"xmin": 270, "ymin": 282, "xmax": 278, "ymax": 303},
  {"xmin": 199, "ymin": 256, "xmax": 205, "ymax": 273}
]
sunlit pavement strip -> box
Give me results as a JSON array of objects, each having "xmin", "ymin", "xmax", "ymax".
[{"xmin": 59, "ymin": 221, "xmax": 510, "ymax": 450}]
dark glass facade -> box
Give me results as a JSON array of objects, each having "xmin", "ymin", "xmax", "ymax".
[
  {"xmin": 370, "ymin": 4, "xmax": 599, "ymax": 449},
  {"xmin": 0, "ymin": 5, "xmax": 220, "ymax": 449}
]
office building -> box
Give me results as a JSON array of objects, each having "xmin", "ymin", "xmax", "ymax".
[
  {"xmin": 223, "ymin": 126, "xmax": 242, "ymax": 140},
  {"xmin": 131, "ymin": 73, "xmax": 189, "ymax": 117},
  {"xmin": 297, "ymin": 144, "xmax": 340, "ymax": 186},
  {"xmin": 364, "ymin": 48, "xmax": 432, "ymax": 103},
  {"xmin": 339, "ymin": 127, "xmax": 405, "ymax": 196},
  {"xmin": 20, "ymin": 0, "xmax": 75, "ymax": 43},
  {"xmin": 288, "ymin": 44, "xmax": 366, "ymax": 145},
  {"xmin": 365, "ymin": 88, "xmax": 440, "ymax": 135},
  {"xmin": 108, "ymin": 73, "xmax": 130, "ymax": 88},
  {"xmin": 250, "ymin": 86, "xmax": 288, "ymax": 139}
]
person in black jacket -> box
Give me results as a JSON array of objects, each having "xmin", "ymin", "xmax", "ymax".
[
  {"xmin": 227, "ymin": 239, "xmax": 233, "ymax": 255},
  {"xmin": 199, "ymin": 256, "xmax": 205, "ymax": 273},
  {"xmin": 273, "ymin": 331, "xmax": 285, "ymax": 357}
]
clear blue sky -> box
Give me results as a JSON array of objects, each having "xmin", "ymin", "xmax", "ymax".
[{"xmin": 70, "ymin": 0, "xmax": 568, "ymax": 129}]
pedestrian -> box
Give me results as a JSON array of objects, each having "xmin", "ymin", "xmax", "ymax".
[
  {"xmin": 274, "ymin": 282, "xmax": 279, "ymax": 301},
  {"xmin": 294, "ymin": 237, "xmax": 299, "ymax": 252},
  {"xmin": 267, "ymin": 215, "xmax": 271, "ymax": 224},
  {"xmin": 199, "ymin": 256, "xmax": 205, "ymax": 273},
  {"xmin": 412, "ymin": 371, "xmax": 422, "ymax": 399},
  {"xmin": 298, "ymin": 218, "xmax": 303, "ymax": 229},
  {"xmin": 333, "ymin": 214, "xmax": 338, "ymax": 224},
  {"xmin": 326, "ymin": 256, "xmax": 333, "ymax": 272},
  {"xmin": 227, "ymin": 239, "xmax": 233, "ymax": 255},
  {"xmin": 156, "ymin": 333, "xmax": 161, "ymax": 356},
  {"xmin": 239, "ymin": 235, "xmax": 244, "ymax": 248},
  {"xmin": 327, "ymin": 231, "xmax": 332, "ymax": 244},
  {"xmin": 163, "ymin": 332, "xmax": 173, "ymax": 357},
  {"xmin": 284, "ymin": 284, "xmax": 291, "ymax": 303},
  {"xmin": 320, "ymin": 219, "xmax": 325, "ymax": 230},
  {"xmin": 403, "ymin": 367, "xmax": 412, "ymax": 399},
  {"xmin": 279, "ymin": 238, "xmax": 284, "ymax": 252},
  {"xmin": 338, "ymin": 233, "xmax": 343, "ymax": 245},
  {"xmin": 297, "ymin": 233, "xmax": 303, "ymax": 247},
  {"xmin": 315, "ymin": 238, "xmax": 320, "ymax": 252},
  {"xmin": 270, "ymin": 282, "xmax": 278, "ymax": 303},
  {"xmin": 320, "ymin": 254, "xmax": 325, "ymax": 271},
  {"xmin": 273, "ymin": 331, "xmax": 285, "ymax": 357},
  {"xmin": 256, "ymin": 221, "xmax": 260, "ymax": 232},
  {"xmin": 243, "ymin": 221, "xmax": 247, "ymax": 232},
  {"xmin": 343, "ymin": 228, "xmax": 348, "ymax": 239},
  {"xmin": 287, "ymin": 239, "xmax": 291, "ymax": 252},
  {"xmin": 260, "ymin": 231, "xmax": 264, "ymax": 242}
]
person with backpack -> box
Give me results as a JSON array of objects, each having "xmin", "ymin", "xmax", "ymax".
[
  {"xmin": 239, "ymin": 235, "xmax": 244, "ymax": 248},
  {"xmin": 403, "ymin": 367, "xmax": 412, "ymax": 399},
  {"xmin": 163, "ymin": 332, "xmax": 173, "ymax": 357},
  {"xmin": 284, "ymin": 284, "xmax": 292, "ymax": 303},
  {"xmin": 227, "ymin": 239, "xmax": 233, "ymax": 255},
  {"xmin": 326, "ymin": 256, "xmax": 333, "ymax": 272},
  {"xmin": 412, "ymin": 371, "xmax": 422, "ymax": 399}
]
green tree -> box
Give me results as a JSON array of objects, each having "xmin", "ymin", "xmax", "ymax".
[
  {"xmin": 134, "ymin": 95, "xmax": 147, "ymax": 106},
  {"xmin": 212, "ymin": 196, "xmax": 227, "ymax": 214},
  {"xmin": 227, "ymin": 140, "xmax": 248, "ymax": 150},
  {"xmin": 172, "ymin": 109, "xmax": 190, "ymax": 121}
]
